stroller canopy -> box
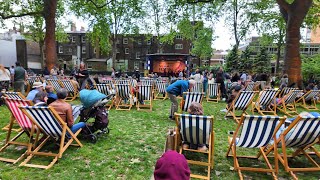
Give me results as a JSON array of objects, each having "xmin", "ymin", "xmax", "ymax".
[{"xmin": 80, "ymin": 89, "xmax": 107, "ymax": 108}]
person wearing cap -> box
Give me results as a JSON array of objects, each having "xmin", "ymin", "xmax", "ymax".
[
  {"xmin": 26, "ymin": 82, "xmax": 44, "ymax": 101},
  {"xmin": 153, "ymin": 150, "xmax": 190, "ymax": 180},
  {"xmin": 166, "ymin": 79, "xmax": 196, "ymax": 120}
]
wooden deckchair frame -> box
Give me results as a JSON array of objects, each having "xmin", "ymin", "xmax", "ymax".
[
  {"xmin": 295, "ymin": 90, "xmax": 319, "ymax": 110},
  {"xmin": 206, "ymin": 83, "xmax": 220, "ymax": 103},
  {"xmin": 252, "ymin": 89, "xmax": 279, "ymax": 116},
  {"xmin": 19, "ymin": 106, "xmax": 83, "ymax": 169},
  {"xmin": 174, "ymin": 113, "xmax": 214, "ymax": 180},
  {"xmin": 276, "ymin": 90, "xmax": 302, "ymax": 117},
  {"xmin": 226, "ymin": 114, "xmax": 286, "ymax": 180}
]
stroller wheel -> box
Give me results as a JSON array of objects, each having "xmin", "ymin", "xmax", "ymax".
[
  {"xmin": 89, "ymin": 134, "xmax": 97, "ymax": 143},
  {"xmin": 104, "ymin": 128, "xmax": 110, "ymax": 134}
]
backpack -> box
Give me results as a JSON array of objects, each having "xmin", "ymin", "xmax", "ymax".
[{"xmin": 93, "ymin": 106, "xmax": 109, "ymax": 131}]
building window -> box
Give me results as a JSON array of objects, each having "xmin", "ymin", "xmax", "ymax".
[
  {"xmin": 136, "ymin": 52, "xmax": 140, "ymax": 59},
  {"xmin": 125, "ymin": 48, "xmax": 129, "ymax": 54},
  {"xmin": 134, "ymin": 61, "xmax": 140, "ymax": 69},
  {"xmin": 176, "ymin": 34, "xmax": 183, "ymax": 39},
  {"xmin": 58, "ymin": 46, "xmax": 63, "ymax": 53},
  {"xmin": 82, "ymin": 46, "xmax": 86, "ymax": 54},
  {"xmin": 147, "ymin": 39, "xmax": 151, "ymax": 45},
  {"xmin": 138, "ymin": 39, "xmax": 142, "ymax": 45},
  {"xmin": 82, "ymin": 36, "xmax": 86, "ymax": 43},
  {"xmin": 71, "ymin": 36, "xmax": 76, "ymax": 43},
  {"xmin": 175, "ymin": 44, "xmax": 183, "ymax": 49},
  {"xmin": 123, "ymin": 38, "xmax": 128, "ymax": 44}
]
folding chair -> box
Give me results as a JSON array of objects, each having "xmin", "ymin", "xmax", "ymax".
[
  {"xmin": 181, "ymin": 92, "xmax": 204, "ymax": 112},
  {"xmin": 136, "ymin": 85, "xmax": 153, "ymax": 111},
  {"xmin": 47, "ymin": 79, "xmax": 63, "ymax": 92},
  {"xmin": 174, "ymin": 113, "xmax": 214, "ymax": 180},
  {"xmin": 226, "ymin": 91, "xmax": 258, "ymax": 123},
  {"xmin": 277, "ymin": 90, "xmax": 302, "ymax": 116},
  {"xmin": 191, "ymin": 82, "xmax": 203, "ymax": 93},
  {"xmin": 114, "ymin": 84, "xmax": 134, "ymax": 111},
  {"xmin": 60, "ymin": 79, "xmax": 79, "ymax": 101},
  {"xmin": 252, "ymin": 89, "xmax": 279, "ymax": 115},
  {"xmin": 154, "ymin": 81, "xmax": 168, "ymax": 100},
  {"xmin": 95, "ymin": 83, "xmax": 115, "ymax": 110},
  {"xmin": 2, "ymin": 92, "xmax": 27, "ymax": 132},
  {"xmin": 226, "ymin": 115, "xmax": 286, "ymax": 180},
  {"xmin": 0, "ymin": 98, "xmax": 39, "ymax": 164},
  {"xmin": 26, "ymin": 76, "xmax": 43, "ymax": 94},
  {"xmin": 244, "ymin": 82, "xmax": 254, "ymax": 91},
  {"xmin": 279, "ymin": 87, "xmax": 297, "ymax": 98},
  {"xmin": 206, "ymin": 83, "xmax": 220, "ymax": 102},
  {"xmin": 265, "ymin": 115, "xmax": 320, "ymax": 179},
  {"xmin": 18, "ymin": 106, "xmax": 83, "ymax": 169},
  {"xmin": 295, "ymin": 90, "xmax": 320, "ymax": 110}
]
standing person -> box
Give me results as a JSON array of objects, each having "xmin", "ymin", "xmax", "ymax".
[
  {"xmin": 280, "ymin": 74, "xmax": 288, "ymax": 90},
  {"xmin": 43, "ymin": 66, "xmax": 50, "ymax": 80},
  {"xmin": 111, "ymin": 67, "xmax": 115, "ymax": 78},
  {"xmin": 166, "ymin": 79, "xmax": 196, "ymax": 120},
  {"xmin": 50, "ymin": 66, "xmax": 58, "ymax": 79},
  {"xmin": 13, "ymin": 62, "xmax": 27, "ymax": 95},
  {"xmin": 216, "ymin": 66, "xmax": 226, "ymax": 101},
  {"xmin": 190, "ymin": 69, "xmax": 203, "ymax": 83},
  {"xmin": 49, "ymin": 88, "xmax": 86, "ymax": 133},
  {"xmin": 203, "ymin": 69, "xmax": 208, "ymax": 96},
  {"xmin": 9, "ymin": 65, "xmax": 14, "ymax": 87},
  {"xmin": 0, "ymin": 64, "xmax": 11, "ymax": 91},
  {"xmin": 77, "ymin": 62, "xmax": 89, "ymax": 90}
]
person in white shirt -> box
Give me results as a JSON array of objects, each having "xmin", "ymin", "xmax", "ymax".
[
  {"xmin": 190, "ymin": 69, "xmax": 203, "ymax": 83},
  {"xmin": 0, "ymin": 64, "xmax": 11, "ymax": 90}
]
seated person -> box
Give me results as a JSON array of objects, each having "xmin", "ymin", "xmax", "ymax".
[
  {"xmin": 49, "ymin": 88, "xmax": 85, "ymax": 133},
  {"xmin": 181, "ymin": 102, "xmax": 208, "ymax": 151},
  {"xmin": 70, "ymin": 76, "xmax": 80, "ymax": 90},
  {"xmin": 26, "ymin": 82, "xmax": 44, "ymax": 101},
  {"xmin": 45, "ymin": 85, "xmax": 57, "ymax": 105},
  {"xmin": 153, "ymin": 150, "xmax": 190, "ymax": 180},
  {"xmin": 33, "ymin": 91, "xmax": 48, "ymax": 106}
]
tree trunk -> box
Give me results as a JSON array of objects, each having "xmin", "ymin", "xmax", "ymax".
[
  {"xmin": 43, "ymin": 0, "xmax": 57, "ymax": 71},
  {"xmin": 112, "ymin": 34, "xmax": 117, "ymax": 70},
  {"xmin": 277, "ymin": 0, "xmax": 312, "ymax": 88},
  {"xmin": 39, "ymin": 40, "xmax": 44, "ymax": 69}
]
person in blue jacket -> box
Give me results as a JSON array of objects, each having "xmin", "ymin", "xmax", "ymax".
[{"xmin": 166, "ymin": 79, "xmax": 196, "ymax": 120}]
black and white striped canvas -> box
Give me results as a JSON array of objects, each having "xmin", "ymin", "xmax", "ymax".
[
  {"xmin": 47, "ymin": 79, "xmax": 62, "ymax": 91},
  {"xmin": 4, "ymin": 92, "xmax": 24, "ymax": 100},
  {"xmin": 244, "ymin": 82, "xmax": 254, "ymax": 91},
  {"xmin": 258, "ymin": 89, "xmax": 278, "ymax": 107},
  {"xmin": 138, "ymin": 85, "xmax": 152, "ymax": 101},
  {"xmin": 191, "ymin": 82, "xmax": 203, "ymax": 93},
  {"xmin": 155, "ymin": 81, "xmax": 167, "ymax": 94},
  {"xmin": 303, "ymin": 90, "xmax": 320, "ymax": 101},
  {"xmin": 284, "ymin": 90, "xmax": 302, "ymax": 104},
  {"xmin": 182, "ymin": 92, "xmax": 204, "ymax": 112},
  {"xmin": 96, "ymin": 84, "xmax": 113, "ymax": 96},
  {"xmin": 234, "ymin": 91, "xmax": 256, "ymax": 110},
  {"xmin": 207, "ymin": 83, "xmax": 219, "ymax": 97},
  {"xmin": 115, "ymin": 84, "xmax": 131, "ymax": 99},
  {"xmin": 60, "ymin": 80, "xmax": 76, "ymax": 92}
]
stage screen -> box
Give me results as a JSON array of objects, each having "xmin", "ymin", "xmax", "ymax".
[{"xmin": 153, "ymin": 60, "xmax": 186, "ymax": 73}]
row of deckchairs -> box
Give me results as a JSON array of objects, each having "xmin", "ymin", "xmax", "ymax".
[
  {"xmin": 0, "ymin": 97, "xmax": 83, "ymax": 169},
  {"xmin": 46, "ymin": 79, "xmax": 79, "ymax": 101}
]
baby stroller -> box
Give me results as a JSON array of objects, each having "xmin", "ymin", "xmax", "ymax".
[{"xmin": 79, "ymin": 89, "xmax": 115, "ymax": 143}]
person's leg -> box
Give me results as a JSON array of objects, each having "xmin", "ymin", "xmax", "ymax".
[
  {"xmin": 203, "ymin": 81, "xmax": 208, "ymax": 96},
  {"xmin": 19, "ymin": 81, "xmax": 25, "ymax": 95},
  {"xmin": 71, "ymin": 122, "xmax": 86, "ymax": 133},
  {"xmin": 168, "ymin": 93, "xmax": 178, "ymax": 119}
]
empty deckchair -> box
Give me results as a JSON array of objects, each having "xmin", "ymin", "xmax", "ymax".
[
  {"xmin": 0, "ymin": 98, "xmax": 39, "ymax": 164},
  {"xmin": 19, "ymin": 106, "xmax": 83, "ymax": 169},
  {"xmin": 136, "ymin": 85, "xmax": 153, "ymax": 111},
  {"xmin": 95, "ymin": 83, "xmax": 115, "ymax": 110},
  {"xmin": 265, "ymin": 115, "xmax": 320, "ymax": 179},
  {"xmin": 226, "ymin": 115, "xmax": 286, "ymax": 180},
  {"xmin": 206, "ymin": 83, "xmax": 220, "ymax": 102},
  {"xmin": 181, "ymin": 92, "xmax": 204, "ymax": 112},
  {"xmin": 277, "ymin": 90, "xmax": 302, "ymax": 116},
  {"xmin": 295, "ymin": 90, "xmax": 320, "ymax": 110},
  {"xmin": 174, "ymin": 113, "xmax": 214, "ymax": 180},
  {"xmin": 114, "ymin": 84, "xmax": 134, "ymax": 111},
  {"xmin": 252, "ymin": 89, "xmax": 279, "ymax": 115},
  {"xmin": 226, "ymin": 91, "xmax": 258, "ymax": 123},
  {"xmin": 60, "ymin": 79, "xmax": 79, "ymax": 101},
  {"xmin": 154, "ymin": 81, "xmax": 168, "ymax": 100},
  {"xmin": 191, "ymin": 82, "xmax": 203, "ymax": 93}
]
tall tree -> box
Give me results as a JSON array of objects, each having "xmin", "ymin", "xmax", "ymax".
[
  {"xmin": 253, "ymin": 47, "xmax": 271, "ymax": 74},
  {"xmin": 225, "ymin": 45, "xmax": 239, "ymax": 72},
  {"xmin": 276, "ymin": 0, "xmax": 313, "ymax": 87}
]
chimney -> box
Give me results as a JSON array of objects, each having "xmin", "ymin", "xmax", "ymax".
[
  {"xmin": 80, "ymin": 26, "xmax": 85, "ymax": 31},
  {"xmin": 71, "ymin": 22, "xmax": 76, "ymax": 32}
]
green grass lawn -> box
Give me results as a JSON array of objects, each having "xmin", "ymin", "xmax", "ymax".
[{"xmin": 0, "ymin": 98, "xmax": 319, "ymax": 179}]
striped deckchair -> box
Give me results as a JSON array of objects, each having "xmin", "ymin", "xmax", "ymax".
[
  {"xmin": 2, "ymin": 92, "xmax": 27, "ymax": 132},
  {"xmin": 277, "ymin": 90, "xmax": 302, "ymax": 116},
  {"xmin": 295, "ymin": 90, "xmax": 320, "ymax": 110},
  {"xmin": 47, "ymin": 79, "xmax": 62, "ymax": 92},
  {"xmin": 19, "ymin": 106, "xmax": 83, "ymax": 169},
  {"xmin": 243, "ymin": 82, "xmax": 254, "ymax": 91},
  {"xmin": 265, "ymin": 115, "xmax": 320, "ymax": 179},
  {"xmin": 95, "ymin": 83, "xmax": 114, "ymax": 109},
  {"xmin": 191, "ymin": 82, "xmax": 203, "ymax": 93},
  {"xmin": 279, "ymin": 87, "xmax": 297, "ymax": 98},
  {"xmin": 154, "ymin": 81, "xmax": 168, "ymax": 100},
  {"xmin": 60, "ymin": 79, "xmax": 79, "ymax": 101},
  {"xmin": 136, "ymin": 85, "xmax": 153, "ymax": 111},
  {"xmin": 252, "ymin": 89, "xmax": 279, "ymax": 115},
  {"xmin": 206, "ymin": 83, "xmax": 220, "ymax": 102},
  {"xmin": 115, "ymin": 84, "xmax": 134, "ymax": 110},
  {"xmin": 181, "ymin": 92, "xmax": 204, "ymax": 112},
  {"xmin": 114, "ymin": 79, "xmax": 130, "ymax": 85},
  {"xmin": 0, "ymin": 98, "xmax": 39, "ymax": 164},
  {"xmin": 226, "ymin": 115, "xmax": 286, "ymax": 180},
  {"xmin": 140, "ymin": 79, "xmax": 154, "ymax": 86},
  {"xmin": 174, "ymin": 113, "xmax": 214, "ymax": 180},
  {"xmin": 226, "ymin": 91, "xmax": 258, "ymax": 123}
]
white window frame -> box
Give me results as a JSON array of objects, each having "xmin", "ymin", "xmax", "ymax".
[
  {"xmin": 134, "ymin": 61, "xmax": 140, "ymax": 69},
  {"xmin": 125, "ymin": 48, "xmax": 129, "ymax": 54},
  {"xmin": 82, "ymin": 46, "xmax": 86, "ymax": 54},
  {"xmin": 136, "ymin": 52, "xmax": 140, "ymax": 59},
  {"xmin": 58, "ymin": 46, "xmax": 63, "ymax": 53},
  {"xmin": 71, "ymin": 36, "xmax": 76, "ymax": 43},
  {"xmin": 123, "ymin": 38, "xmax": 128, "ymax": 44},
  {"xmin": 175, "ymin": 44, "xmax": 183, "ymax": 49}
]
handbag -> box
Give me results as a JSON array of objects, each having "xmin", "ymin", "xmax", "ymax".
[{"xmin": 164, "ymin": 128, "xmax": 176, "ymax": 152}]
